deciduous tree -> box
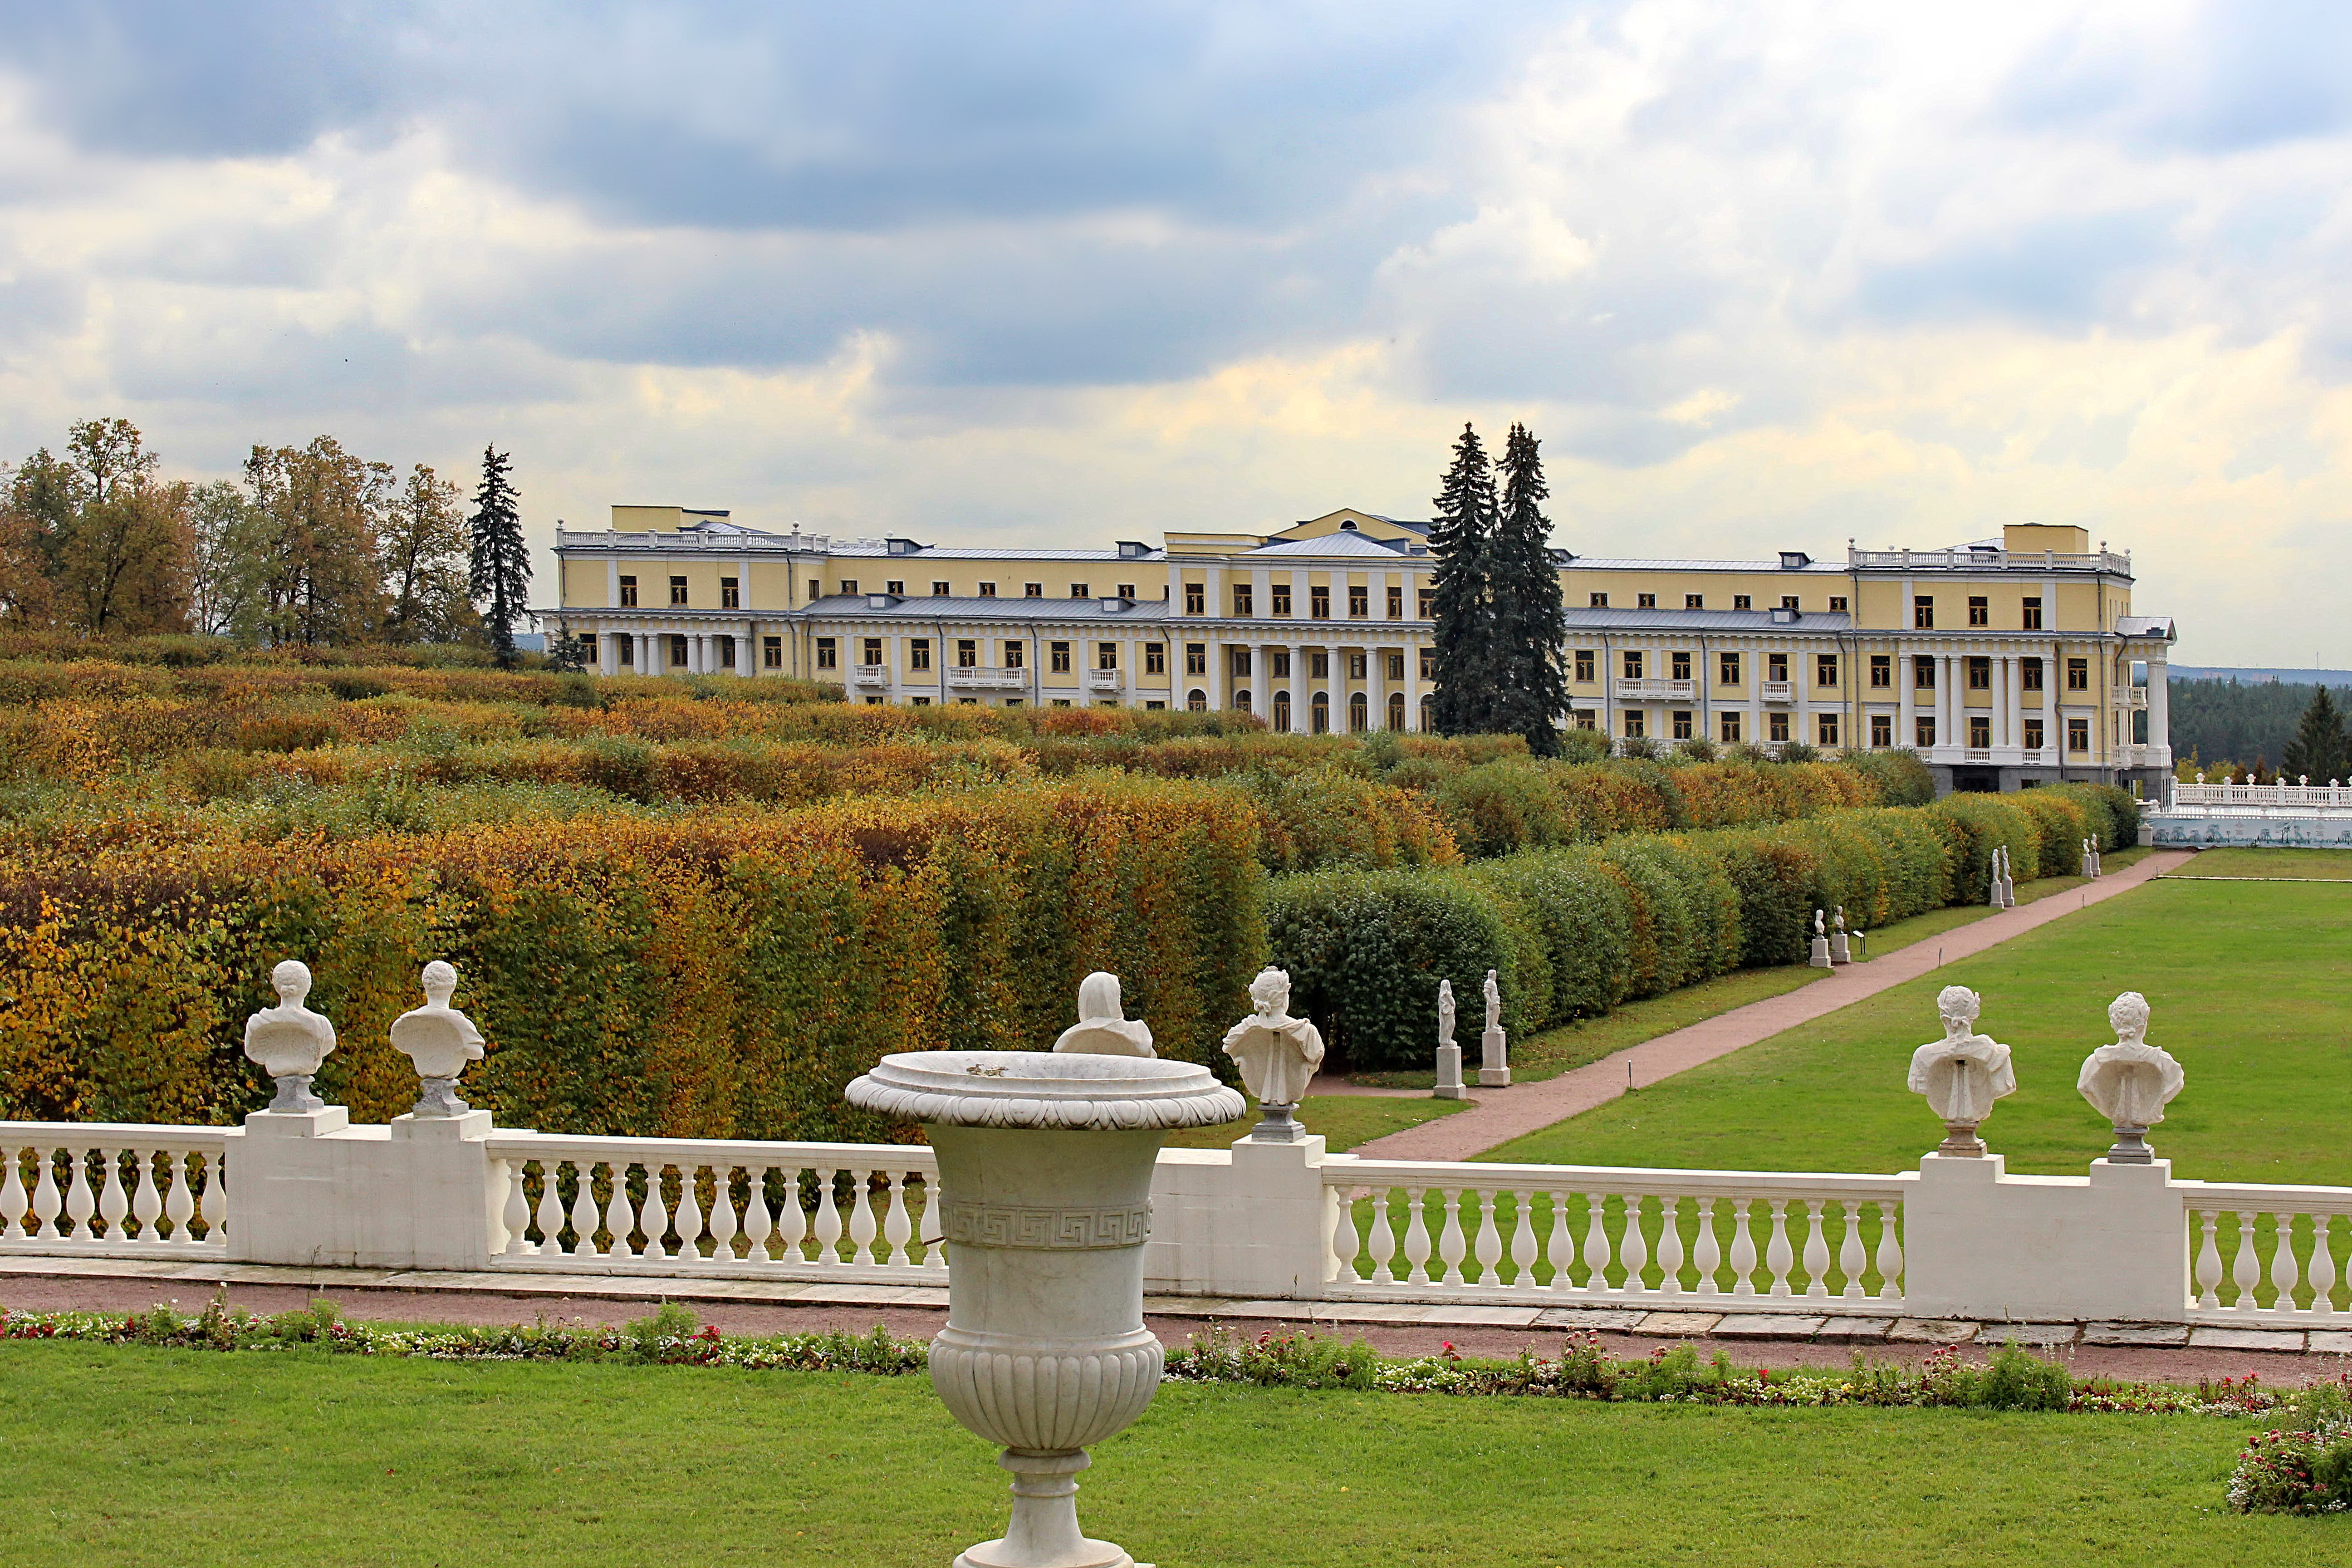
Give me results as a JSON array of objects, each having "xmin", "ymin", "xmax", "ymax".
[
  {"xmin": 240, "ymin": 437, "xmax": 391, "ymax": 646},
  {"xmin": 379, "ymin": 463, "xmax": 475, "ymax": 643}
]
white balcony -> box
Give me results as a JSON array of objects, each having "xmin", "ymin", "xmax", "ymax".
[
  {"xmin": 1084, "ymin": 668, "xmax": 1122, "ymax": 692},
  {"xmin": 1760, "ymin": 681, "xmax": 1794, "ymax": 703},
  {"xmin": 1848, "ymin": 545, "xmax": 2132, "ymax": 575},
  {"xmin": 849, "ymin": 664, "xmax": 890, "ymax": 688},
  {"xmin": 1614, "ymin": 677, "xmax": 1695, "ymax": 701},
  {"xmin": 946, "ymin": 666, "xmax": 1029, "ymax": 691}
]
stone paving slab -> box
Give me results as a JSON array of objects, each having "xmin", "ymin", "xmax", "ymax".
[
  {"xmin": 1532, "ymin": 1308, "xmax": 1648, "ymax": 1330},
  {"xmin": 2190, "ymin": 1327, "xmax": 2307, "ymax": 1352},
  {"xmin": 1348, "ymin": 849, "xmax": 2190, "ymax": 1162},
  {"xmin": 2309, "ymin": 1331, "xmax": 2352, "ymax": 1355},
  {"xmin": 1980, "ymin": 1323, "xmax": 2079, "ymax": 1347},
  {"xmin": 2083, "ymin": 1323, "xmax": 2191, "ymax": 1348},
  {"xmin": 1630, "ymin": 1311, "xmax": 1722, "ymax": 1337},
  {"xmin": 1812, "ymin": 1318, "xmax": 1897, "ymax": 1342},
  {"xmin": 1888, "ymin": 1318, "xmax": 1980, "ymax": 1343},
  {"xmin": 1711, "ymin": 1313, "xmax": 1828, "ymax": 1339}
]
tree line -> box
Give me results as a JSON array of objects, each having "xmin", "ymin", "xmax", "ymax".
[
  {"xmin": 2168, "ymin": 676, "xmax": 2352, "ymax": 781},
  {"xmin": 0, "ymin": 419, "xmax": 533, "ymax": 663}
]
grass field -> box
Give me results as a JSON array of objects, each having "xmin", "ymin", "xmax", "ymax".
[
  {"xmin": 0, "ymin": 1345, "xmax": 2327, "ymax": 1568},
  {"xmin": 1481, "ymin": 877, "xmax": 2352, "ymax": 1185},
  {"xmin": 2166, "ymin": 846, "xmax": 2352, "ymax": 880},
  {"xmin": 1159, "ymin": 1091, "xmax": 1468, "ymax": 1151}
]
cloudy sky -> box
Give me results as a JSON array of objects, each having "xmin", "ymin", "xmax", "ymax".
[{"xmin": 1, "ymin": 0, "xmax": 2346, "ymax": 665}]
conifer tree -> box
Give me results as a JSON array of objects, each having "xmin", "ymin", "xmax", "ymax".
[
  {"xmin": 1427, "ymin": 422, "xmax": 1499, "ymax": 734},
  {"xmin": 1490, "ymin": 421, "xmax": 1568, "ymax": 755},
  {"xmin": 2282, "ymin": 684, "xmax": 2350, "ymax": 783},
  {"xmin": 466, "ymin": 446, "xmax": 530, "ymax": 668}
]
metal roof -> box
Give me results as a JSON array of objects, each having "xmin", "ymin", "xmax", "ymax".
[{"xmin": 1235, "ymin": 532, "xmax": 1421, "ymax": 559}]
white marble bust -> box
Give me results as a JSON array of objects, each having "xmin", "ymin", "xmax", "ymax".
[
  {"xmin": 1221, "ymin": 966, "xmax": 1325, "ymax": 1108},
  {"xmin": 390, "ymin": 961, "xmax": 487, "ymax": 1117},
  {"xmin": 244, "ymin": 960, "xmax": 337, "ymax": 1111},
  {"xmin": 1906, "ymin": 985, "xmax": 2015, "ymax": 1147},
  {"xmin": 1051, "ymin": 971, "xmax": 1156, "ymax": 1058},
  {"xmin": 2077, "ymin": 991, "xmax": 2185, "ymax": 1132}
]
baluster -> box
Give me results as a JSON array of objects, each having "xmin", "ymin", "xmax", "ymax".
[
  {"xmin": 1437, "ymin": 1189, "xmax": 1467, "ymax": 1287},
  {"xmin": 672, "ymin": 1165, "xmax": 705, "ymax": 1265},
  {"xmin": 1578, "ymin": 1193, "xmax": 1611, "ymax": 1294},
  {"xmin": 1655, "ymin": 1195, "xmax": 1685, "ymax": 1297},
  {"xmin": 1728, "ymin": 1199, "xmax": 1759, "ymax": 1298},
  {"xmin": 131, "ymin": 1151, "xmax": 163, "ymax": 1246},
  {"xmin": 1544, "ymin": 1187, "xmax": 1574, "ymax": 1293},
  {"xmin": 1802, "ymin": 1200, "xmax": 1830, "ymax": 1299},
  {"xmin": 1619, "ymin": 1194, "xmax": 1651, "ymax": 1295},
  {"xmin": 847, "ymin": 1170, "xmax": 879, "ymax": 1268},
  {"xmin": 2264, "ymin": 1212, "xmax": 2299, "ymax": 1314},
  {"xmin": 741, "ymin": 1166, "xmax": 774, "ymax": 1265},
  {"xmin": 779, "ymin": 1169, "xmax": 812, "ymax": 1264},
  {"xmin": 1328, "ymin": 1187, "xmax": 1359, "ymax": 1284},
  {"xmin": 1508, "ymin": 1190, "xmax": 1539, "ymax": 1292},
  {"xmin": 709, "ymin": 1166, "xmax": 741, "ymax": 1265},
  {"xmin": 31, "ymin": 1147, "xmax": 63, "ymax": 1240},
  {"xmin": 1872, "ymin": 1201, "xmax": 1902, "ymax": 1300},
  {"xmin": 1366, "ymin": 1188, "xmax": 1398, "ymax": 1284},
  {"xmin": 204, "ymin": 1150, "xmax": 228, "ymax": 1246},
  {"xmin": 882, "ymin": 1172, "xmax": 911, "ymax": 1268},
  {"xmin": 501, "ymin": 1161, "xmax": 532, "ymax": 1256},
  {"xmin": 604, "ymin": 1162, "xmax": 638, "ymax": 1259},
  {"xmin": 813, "ymin": 1170, "xmax": 844, "ymax": 1265},
  {"xmin": 163, "ymin": 1151, "xmax": 196, "ymax": 1246},
  {"xmin": 95, "ymin": 1148, "xmax": 128, "ymax": 1244},
  {"xmin": 1692, "ymin": 1197, "xmax": 1722, "ymax": 1297},
  {"xmin": 2194, "ymin": 1209, "xmax": 2222, "ymax": 1308},
  {"xmin": 1471, "ymin": 1191, "xmax": 1501, "ymax": 1288},
  {"xmin": 2312, "ymin": 1217, "xmax": 2340, "ymax": 1316},
  {"xmin": 2231, "ymin": 1210, "xmax": 2261, "ymax": 1311},
  {"xmin": 641, "ymin": 1165, "xmax": 674, "ymax": 1261},
  {"xmin": 63, "ymin": 1147, "xmax": 96, "ymax": 1240},
  {"xmin": 916, "ymin": 1176, "xmax": 945, "ymax": 1269},
  {"xmin": 1838, "ymin": 1201, "xmax": 1866, "ymax": 1299},
  {"xmin": 535, "ymin": 1161, "xmax": 568, "ymax": 1255},
  {"xmin": 571, "ymin": 1161, "xmax": 605, "ymax": 1256},
  {"xmin": 1402, "ymin": 1187, "xmax": 1431, "ymax": 1285},
  {"xmin": 0, "ymin": 1145, "xmax": 25, "ymax": 1240},
  {"xmin": 1764, "ymin": 1200, "xmax": 1793, "ymax": 1298}
]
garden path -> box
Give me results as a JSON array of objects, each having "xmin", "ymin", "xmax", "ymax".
[{"xmin": 1345, "ymin": 848, "xmax": 2194, "ymax": 1162}]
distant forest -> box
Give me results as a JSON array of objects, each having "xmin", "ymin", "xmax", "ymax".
[{"xmin": 2169, "ymin": 677, "xmax": 2352, "ymax": 774}]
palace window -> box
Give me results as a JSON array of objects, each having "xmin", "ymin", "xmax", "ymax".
[
  {"xmin": 839, "ymin": 580, "xmax": 858, "ymax": 597},
  {"xmin": 1916, "ymin": 716, "xmax": 1936, "ymax": 748},
  {"xmin": 1591, "ymin": 592, "xmax": 1609, "ymax": 608},
  {"xmin": 1575, "ymin": 649, "xmax": 1596, "ymax": 682},
  {"xmin": 912, "ymin": 696, "xmax": 933, "ymax": 707},
  {"xmin": 1638, "ymin": 593, "xmax": 1657, "ymax": 609},
  {"xmin": 2066, "ymin": 657, "xmax": 2090, "ymax": 691},
  {"xmin": 1310, "ymin": 585, "xmax": 1330, "ymax": 619},
  {"xmin": 1818, "ymin": 714, "xmax": 1840, "ymax": 747},
  {"xmin": 2021, "ymin": 658, "xmax": 2043, "ymax": 691},
  {"xmin": 1311, "ymin": 651, "xmax": 1330, "ymax": 678},
  {"xmin": 862, "ymin": 637, "xmax": 883, "ymax": 666},
  {"xmin": 1869, "ymin": 655, "xmax": 1891, "ymax": 688},
  {"xmin": 721, "ymin": 577, "xmax": 740, "ymax": 609},
  {"xmin": 1387, "ymin": 652, "xmax": 1405, "ymax": 680},
  {"xmin": 1969, "ymin": 596, "xmax": 1989, "ymax": 627},
  {"xmin": 1767, "ymin": 652, "xmax": 1788, "ymax": 683},
  {"xmin": 1870, "ymin": 714, "xmax": 1891, "ymax": 748},
  {"xmin": 1574, "ymin": 709, "xmax": 1598, "ymax": 730},
  {"xmin": 1348, "ymin": 652, "xmax": 1368, "ymax": 679},
  {"xmin": 1817, "ymin": 653, "xmax": 1839, "ymax": 687},
  {"xmin": 1070, "ymin": 583, "xmax": 1088, "ymax": 599},
  {"xmin": 1349, "ymin": 692, "xmax": 1369, "ymax": 733},
  {"xmin": 1231, "ymin": 647, "xmax": 1252, "ymax": 677},
  {"xmin": 717, "ymin": 637, "xmax": 736, "ymax": 670},
  {"xmin": 1233, "ymin": 690, "xmax": 1251, "ymax": 713},
  {"xmin": 932, "ymin": 581, "xmax": 951, "ymax": 595},
  {"xmin": 1185, "ymin": 643, "xmax": 1206, "ymax": 675},
  {"xmin": 1623, "ymin": 650, "xmax": 1644, "ymax": 680},
  {"xmin": 763, "ymin": 636, "xmax": 783, "ymax": 669},
  {"xmin": 1685, "ymin": 594, "xmax": 1704, "ymax": 610},
  {"xmin": 979, "ymin": 582, "xmax": 998, "ymax": 597},
  {"xmin": 1050, "ymin": 642, "xmax": 1071, "ymax": 673},
  {"xmin": 1145, "ymin": 643, "xmax": 1166, "ymax": 675},
  {"xmin": 1624, "ymin": 710, "xmax": 1646, "ymax": 739},
  {"xmin": 1768, "ymin": 711, "xmax": 1789, "ymax": 743},
  {"xmin": 1272, "ymin": 583, "xmax": 1292, "ymax": 616},
  {"xmin": 618, "ymin": 574, "xmax": 638, "ymax": 607},
  {"xmin": 1829, "ymin": 596, "xmax": 1847, "ymax": 612},
  {"xmin": 1968, "ymin": 657, "xmax": 1990, "ymax": 690},
  {"xmin": 1780, "ymin": 595, "xmax": 1800, "ymax": 611},
  {"xmin": 1672, "ymin": 710, "xmax": 1693, "ymax": 740},
  {"xmin": 1003, "ymin": 641, "xmax": 1024, "ymax": 668},
  {"xmin": 815, "ymin": 637, "xmax": 837, "ymax": 671},
  {"xmin": 670, "ymin": 576, "xmax": 689, "ymax": 606},
  {"xmin": 1233, "ymin": 584, "xmax": 1254, "ymax": 616},
  {"xmin": 1671, "ymin": 650, "xmax": 1691, "ymax": 681},
  {"xmin": 1387, "ymin": 586, "xmax": 1404, "ymax": 618},
  {"xmin": 1912, "ymin": 595, "xmax": 1936, "ymax": 628},
  {"xmin": 1272, "ymin": 649, "xmax": 1292, "ymax": 678},
  {"xmin": 1116, "ymin": 583, "xmax": 1135, "ymax": 599},
  {"xmin": 2068, "ymin": 717, "xmax": 2090, "ymax": 753},
  {"xmin": 1187, "ymin": 689, "xmax": 1207, "ymax": 711},
  {"xmin": 1418, "ymin": 648, "xmax": 1435, "ymax": 679},
  {"xmin": 1098, "ymin": 642, "xmax": 1118, "ymax": 670},
  {"xmin": 1024, "ymin": 583, "xmax": 1043, "ymax": 598},
  {"xmin": 1970, "ymin": 715, "xmax": 1991, "ymax": 748},
  {"xmin": 1733, "ymin": 594, "xmax": 1751, "ymax": 611},
  {"xmin": 2024, "ymin": 717, "xmax": 2045, "ymax": 750},
  {"xmin": 1719, "ymin": 651, "xmax": 1741, "ymax": 685},
  {"xmin": 1913, "ymin": 656, "xmax": 1936, "ymax": 689},
  {"xmin": 909, "ymin": 638, "xmax": 931, "ymax": 671},
  {"xmin": 2022, "ymin": 596, "xmax": 2043, "ymax": 631},
  {"xmin": 1348, "ymin": 585, "xmax": 1369, "ymax": 617},
  {"xmin": 886, "ymin": 580, "xmax": 904, "ymax": 596},
  {"xmin": 1719, "ymin": 711, "xmax": 1742, "ymax": 743},
  {"xmin": 1184, "ymin": 582, "xmax": 1205, "ymax": 614},
  {"xmin": 957, "ymin": 640, "xmax": 978, "ymax": 668},
  {"xmin": 1418, "ymin": 588, "xmax": 1436, "ymax": 618}
]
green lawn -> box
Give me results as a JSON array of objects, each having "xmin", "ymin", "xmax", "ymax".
[
  {"xmin": 1159, "ymin": 1092, "xmax": 1469, "ymax": 1152},
  {"xmin": 0, "ymin": 1345, "xmax": 2328, "ymax": 1568},
  {"xmin": 2167, "ymin": 846, "xmax": 2352, "ymax": 880},
  {"xmin": 1482, "ymin": 878, "xmax": 2352, "ymax": 1186}
]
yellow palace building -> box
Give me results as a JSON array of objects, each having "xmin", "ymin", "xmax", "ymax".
[{"xmin": 545, "ymin": 504, "xmax": 2176, "ymax": 795}]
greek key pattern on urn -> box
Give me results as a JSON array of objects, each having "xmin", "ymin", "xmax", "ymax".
[
  {"xmin": 928, "ymin": 1329, "xmax": 1165, "ymax": 1452},
  {"xmin": 942, "ymin": 1200, "xmax": 1151, "ymax": 1250}
]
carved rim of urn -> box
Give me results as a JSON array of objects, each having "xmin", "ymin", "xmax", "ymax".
[{"xmin": 846, "ymin": 1049, "xmax": 1245, "ymax": 1129}]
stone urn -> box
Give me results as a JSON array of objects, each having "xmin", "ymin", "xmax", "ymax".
[{"xmin": 848, "ymin": 1049, "xmax": 1243, "ymax": 1568}]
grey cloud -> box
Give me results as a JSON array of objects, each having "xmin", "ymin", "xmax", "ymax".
[{"xmin": 1855, "ymin": 208, "xmax": 2181, "ymax": 328}]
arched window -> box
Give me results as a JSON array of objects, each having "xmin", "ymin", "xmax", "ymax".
[
  {"xmin": 1272, "ymin": 691, "xmax": 1292, "ymax": 731},
  {"xmin": 1349, "ymin": 692, "xmax": 1369, "ymax": 733},
  {"xmin": 1418, "ymin": 693, "xmax": 1434, "ymax": 732},
  {"xmin": 1186, "ymin": 688, "xmax": 1207, "ymax": 712},
  {"xmin": 1387, "ymin": 692, "xmax": 1405, "ymax": 731},
  {"xmin": 1310, "ymin": 691, "xmax": 1330, "ymax": 735},
  {"xmin": 1234, "ymin": 689, "xmax": 1252, "ymax": 713}
]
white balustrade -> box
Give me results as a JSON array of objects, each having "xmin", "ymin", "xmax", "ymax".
[
  {"xmin": 2166, "ymin": 780, "xmax": 2352, "ymax": 815},
  {"xmin": 1323, "ymin": 1161, "xmax": 1906, "ymax": 1308},
  {"xmin": 483, "ymin": 1133, "xmax": 942, "ymax": 1284},
  {"xmin": 2182, "ymin": 1186, "xmax": 2352, "ymax": 1324},
  {"xmin": 0, "ymin": 1123, "xmax": 230, "ymax": 1252}
]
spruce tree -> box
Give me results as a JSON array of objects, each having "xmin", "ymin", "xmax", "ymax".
[
  {"xmin": 1490, "ymin": 421, "xmax": 1568, "ymax": 755},
  {"xmin": 1427, "ymin": 422, "xmax": 1499, "ymax": 734},
  {"xmin": 2281, "ymin": 684, "xmax": 2350, "ymax": 783},
  {"xmin": 466, "ymin": 446, "xmax": 530, "ymax": 669}
]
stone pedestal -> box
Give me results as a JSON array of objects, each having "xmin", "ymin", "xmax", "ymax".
[
  {"xmin": 1901, "ymin": 1153, "xmax": 2184, "ymax": 1322},
  {"xmin": 227, "ymin": 1106, "xmax": 503, "ymax": 1270},
  {"xmin": 1433, "ymin": 1044, "xmax": 1465, "ymax": 1100},
  {"xmin": 1809, "ymin": 935, "xmax": 1831, "ymax": 969},
  {"xmin": 1829, "ymin": 930, "xmax": 1850, "ymax": 965},
  {"xmin": 1477, "ymin": 1026, "xmax": 1509, "ymax": 1088}
]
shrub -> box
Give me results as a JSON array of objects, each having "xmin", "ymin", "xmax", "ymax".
[
  {"xmin": 1971, "ymin": 1343, "xmax": 2076, "ymax": 1411},
  {"xmin": 2228, "ymin": 1416, "xmax": 2352, "ymax": 1514}
]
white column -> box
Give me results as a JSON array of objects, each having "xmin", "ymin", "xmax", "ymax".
[
  {"xmin": 1899, "ymin": 648, "xmax": 1915, "ymax": 750},
  {"xmin": 1403, "ymin": 637, "xmax": 1422, "ymax": 731},
  {"xmin": 636, "ymin": 632, "xmax": 652, "ymax": 673},
  {"xmin": 1205, "ymin": 637, "xmax": 1224, "ymax": 711},
  {"xmin": 2147, "ymin": 651, "xmax": 2171, "ymax": 768},
  {"xmin": 740, "ymin": 622, "xmax": 757, "ymax": 676},
  {"xmin": 1937, "ymin": 652, "xmax": 1953, "ymax": 752},
  {"xmin": 2002, "ymin": 654, "xmax": 2021, "ymax": 752},
  {"xmin": 599, "ymin": 628, "xmax": 618, "ymax": 676},
  {"xmin": 1367, "ymin": 637, "xmax": 1386, "ymax": 728}
]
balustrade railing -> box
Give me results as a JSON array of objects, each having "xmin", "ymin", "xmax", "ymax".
[
  {"xmin": 483, "ymin": 1133, "xmax": 942, "ymax": 1284},
  {"xmin": 2168, "ymin": 780, "xmax": 2352, "ymax": 812},
  {"xmin": 0, "ymin": 1123, "xmax": 230, "ymax": 1252},
  {"xmin": 1323, "ymin": 1161, "xmax": 1907, "ymax": 1308},
  {"xmin": 2182, "ymin": 1186, "xmax": 2352, "ymax": 1324}
]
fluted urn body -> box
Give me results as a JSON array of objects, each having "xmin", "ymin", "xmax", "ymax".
[{"xmin": 848, "ymin": 1050, "xmax": 1243, "ymax": 1568}]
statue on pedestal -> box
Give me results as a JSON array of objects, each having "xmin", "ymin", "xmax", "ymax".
[
  {"xmin": 1222, "ymin": 967, "xmax": 1325, "ymax": 1142},
  {"xmin": 1052, "ymin": 971, "xmax": 1156, "ymax": 1058},
  {"xmin": 1478, "ymin": 969, "xmax": 1510, "ymax": 1088},
  {"xmin": 390, "ymin": 961, "xmax": 486, "ymax": 1117},
  {"xmin": 1906, "ymin": 985, "xmax": 2016, "ymax": 1156},
  {"xmin": 245, "ymin": 961, "xmax": 337, "ymax": 1112},
  {"xmin": 2076, "ymin": 992, "xmax": 2184, "ymax": 1164},
  {"xmin": 1433, "ymin": 979, "xmax": 1464, "ymax": 1100},
  {"xmin": 1809, "ymin": 909, "xmax": 1831, "ymax": 969},
  {"xmin": 1830, "ymin": 906, "xmax": 1850, "ymax": 965}
]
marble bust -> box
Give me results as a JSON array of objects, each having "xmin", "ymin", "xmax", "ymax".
[
  {"xmin": 2076, "ymin": 991, "xmax": 2184, "ymax": 1162},
  {"xmin": 1221, "ymin": 967, "xmax": 1325, "ymax": 1139},
  {"xmin": 244, "ymin": 960, "xmax": 337, "ymax": 1111},
  {"xmin": 1906, "ymin": 985, "xmax": 2015, "ymax": 1156},
  {"xmin": 389, "ymin": 961, "xmax": 487, "ymax": 1117},
  {"xmin": 1051, "ymin": 971, "xmax": 1156, "ymax": 1058}
]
